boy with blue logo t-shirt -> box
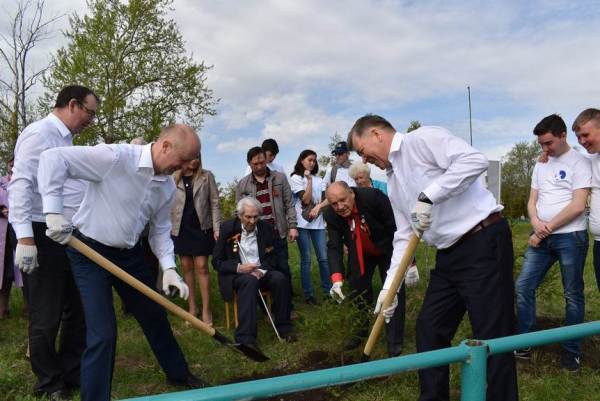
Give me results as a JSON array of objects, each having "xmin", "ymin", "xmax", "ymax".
[{"xmin": 515, "ymin": 114, "xmax": 591, "ymax": 371}]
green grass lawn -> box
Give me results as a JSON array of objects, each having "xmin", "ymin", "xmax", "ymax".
[{"xmin": 2, "ymin": 221, "xmax": 600, "ymax": 400}]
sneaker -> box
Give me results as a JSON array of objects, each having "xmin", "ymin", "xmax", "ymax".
[
  {"xmin": 514, "ymin": 347, "xmax": 531, "ymax": 360},
  {"xmin": 560, "ymin": 351, "xmax": 581, "ymax": 372}
]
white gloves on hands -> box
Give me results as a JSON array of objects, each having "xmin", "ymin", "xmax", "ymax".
[
  {"xmin": 405, "ymin": 264, "xmax": 420, "ymax": 288},
  {"xmin": 410, "ymin": 201, "xmax": 432, "ymax": 233},
  {"xmin": 45, "ymin": 213, "xmax": 73, "ymax": 245},
  {"xmin": 162, "ymin": 268, "xmax": 189, "ymax": 300},
  {"xmin": 374, "ymin": 289, "xmax": 398, "ymax": 323},
  {"xmin": 15, "ymin": 243, "xmax": 38, "ymax": 274},
  {"xmin": 329, "ymin": 281, "xmax": 345, "ymax": 303}
]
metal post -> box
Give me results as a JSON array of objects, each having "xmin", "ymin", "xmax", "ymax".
[{"xmin": 460, "ymin": 340, "xmax": 487, "ymax": 401}]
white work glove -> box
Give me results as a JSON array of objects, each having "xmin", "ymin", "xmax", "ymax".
[
  {"xmin": 15, "ymin": 244, "xmax": 38, "ymax": 274},
  {"xmin": 373, "ymin": 289, "xmax": 398, "ymax": 324},
  {"xmin": 411, "ymin": 200, "xmax": 432, "ymax": 233},
  {"xmin": 162, "ymin": 268, "xmax": 189, "ymax": 300},
  {"xmin": 329, "ymin": 281, "xmax": 345, "ymax": 303},
  {"xmin": 405, "ymin": 264, "xmax": 420, "ymax": 288},
  {"xmin": 45, "ymin": 213, "xmax": 73, "ymax": 245}
]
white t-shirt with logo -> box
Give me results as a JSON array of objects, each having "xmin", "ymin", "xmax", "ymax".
[
  {"xmin": 289, "ymin": 174, "xmax": 326, "ymax": 229},
  {"xmin": 531, "ymin": 148, "xmax": 591, "ymax": 234},
  {"xmin": 588, "ymin": 154, "xmax": 600, "ymax": 239}
]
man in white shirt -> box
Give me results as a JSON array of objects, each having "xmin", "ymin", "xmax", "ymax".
[
  {"xmin": 38, "ymin": 124, "xmax": 206, "ymax": 401},
  {"xmin": 515, "ymin": 114, "xmax": 590, "ymax": 371},
  {"xmin": 348, "ymin": 114, "xmax": 517, "ymax": 401},
  {"xmin": 575, "ymin": 109, "xmax": 600, "ymax": 294},
  {"xmin": 8, "ymin": 85, "xmax": 96, "ymax": 400},
  {"xmin": 323, "ymin": 141, "xmax": 356, "ymax": 188}
]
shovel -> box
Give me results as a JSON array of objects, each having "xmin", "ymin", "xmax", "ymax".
[
  {"xmin": 68, "ymin": 236, "xmax": 270, "ymax": 362},
  {"xmin": 362, "ymin": 232, "xmax": 421, "ymax": 361}
]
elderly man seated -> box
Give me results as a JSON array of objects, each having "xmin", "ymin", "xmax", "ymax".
[{"xmin": 212, "ymin": 197, "xmax": 296, "ymax": 349}]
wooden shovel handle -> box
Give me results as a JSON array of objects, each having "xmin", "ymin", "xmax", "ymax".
[
  {"xmin": 363, "ymin": 233, "xmax": 420, "ymax": 357},
  {"xmin": 68, "ymin": 236, "xmax": 216, "ymax": 336}
]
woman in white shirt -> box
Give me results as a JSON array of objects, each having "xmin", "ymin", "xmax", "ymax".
[{"xmin": 290, "ymin": 150, "xmax": 332, "ymax": 304}]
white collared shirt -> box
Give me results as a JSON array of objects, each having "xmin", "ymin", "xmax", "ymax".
[
  {"xmin": 384, "ymin": 126, "xmax": 501, "ymax": 290},
  {"xmin": 38, "ymin": 143, "xmax": 177, "ymax": 270},
  {"xmin": 323, "ymin": 165, "xmax": 356, "ymax": 188},
  {"xmin": 8, "ymin": 113, "xmax": 87, "ymax": 238},
  {"xmin": 240, "ymin": 226, "xmax": 261, "ymax": 265}
]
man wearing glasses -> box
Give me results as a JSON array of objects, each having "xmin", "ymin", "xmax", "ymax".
[{"xmin": 9, "ymin": 85, "xmax": 98, "ymax": 400}]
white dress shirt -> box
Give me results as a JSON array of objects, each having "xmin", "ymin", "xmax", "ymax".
[
  {"xmin": 240, "ymin": 226, "xmax": 261, "ymax": 265},
  {"xmin": 8, "ymin": 113, "xmax": 86, "ymax": 238},
  {"xmin": 384, "ymin": 126, "xmax": 501, "ymax": 290},
  {"xmin": 323, "ymin": 164, "xmax": 356, "ymax": 188},
  {"xmin": 38, "ymin": 143, "xmax": 176, "ymax": 270}
]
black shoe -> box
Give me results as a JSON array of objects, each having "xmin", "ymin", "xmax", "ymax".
[
  {"xmin": 167, "ymin": 372, "xmax": 209, "ymax": 389},
  {"xmin": 560, "ymin": 350, "xmax": 581, "ymax": 372},
  {"xmin": 514, "ymin": 347, "xmax": 531, "ymax": 360},
  {"xmin": 48, "ymin": 389, "xmax": 72, "ymax": 401},
  {"xmin": 388, "ymin": 344, "xmax": 403, "ymax": 357},
  {"xmin": 343, "ymin": 337, "xmax": 363, "ymax": 351},
  {"xmin": 305, "ymin": 296, "xmax": 318, "ymax": 305}
]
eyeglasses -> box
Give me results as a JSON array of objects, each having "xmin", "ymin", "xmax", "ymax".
[{"xmin": 77, "ymin": 100, "xmax": 97, "ymax": 120}]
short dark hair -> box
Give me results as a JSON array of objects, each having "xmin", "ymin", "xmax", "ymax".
[
  {"xmin": 347, "ymin": 114, "xmax": 395, "ymax": 150},
  {"xmin": 246, "ymin": 146, "xmax": 265, "ymax": 163},
  {"xmin": 572, "ymin": 108, "xmax": 600, "ymax": 133},
  {"xmin": 291, "ymin": 149, "xmax": 319, "ymax": 177},
  {"xmin": 533, "ymin": 114, "xmax": 566, "ymax": 137},
  {"xmin": 54, "ymin": 85, "xmax": 99, "ymax": 108},
  {"xmin": 261, "ymin": 138, "xmax": 279, "ymax": 155}
]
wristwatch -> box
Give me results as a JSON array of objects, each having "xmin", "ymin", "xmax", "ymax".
[{"xmin": 418, "ymin": 192, "xmax": 433, "ymax": 205}]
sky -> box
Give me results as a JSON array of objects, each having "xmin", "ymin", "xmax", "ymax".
[{"xmin": 2, "ymin": 0, "xmax": 600, "ymax": 183}]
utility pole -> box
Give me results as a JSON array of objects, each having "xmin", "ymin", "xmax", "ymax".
[{"xmin": 467, "ymin": 86, "xmax": 473, "ymax": 146}]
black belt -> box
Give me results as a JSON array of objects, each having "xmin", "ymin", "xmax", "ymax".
[{"xmin": 451, "ymin": 212, "xmax": 503, "ymax": 248}]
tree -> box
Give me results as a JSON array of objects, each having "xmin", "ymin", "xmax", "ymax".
[
  {"xmin": 218, "ymin": 180, "xmax": 238, "ymax": 220},
  {"xmin": 407, "ymin": 120, "xmax": 421, "ymax": 132},
  {"xmin": 0, "ymin": 0, "xmax": 58, "ymax": 162},
  {"xmin": 317, "ymin": 132, "xmax": 343, "ymax": 178},
  {"xmin": 42, "ymin": 0, "xmax": 216, "ymax": 145},
  {"xmin": 500, "ymin": 140, "xmax": 539, "ymax": 218}
]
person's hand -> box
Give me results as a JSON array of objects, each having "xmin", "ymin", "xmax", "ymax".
[
  {"xmin": 237, "ymin": 262, "xmax": 259, "ymax": 273},
  {"xmin": 531, "ymin": 218, "xmax": 552, "ymax": 239},
  {"xmin": 329, "ymin": 281, "xmax": 345, "ymax": 303},
  {"xmin": 162, "ymin": 268, "xmax": 189, "ymax": 300},
  {"xmin": 308, "ymin": 204, "xmax": 321, "ymax": 220},
  {"xmin": 0, "ymin": 206, "xmax": 8, "ymax": 218},
  {"xmin": 15, "ymin": 242, "xmax": 38, "ymax": 274},
  {"xmin": 45, "ymin": 213, "xmax": 73, "ymax": 245},
  {"xmin": 288, "ymin": 228, "xmax": 299, "ymax": 242},
  {"xmin": 213, "ymin": 231, "xmax": 219, "ymax": 241},
  {"xmin": 528, "ymin": 233, "xmax": 542, "ymax": 248},
  {"xmin": 410, "ymin": 201, "xmax": 432, "ymax": 233},
  {"xmin": 250, "ymin": 270, "xmax": 264, "ymax": 280},
  {"xmin": 303, "ymin": 170, "xmax": 312, "ymax": 179},
  {"xmin": 374, "ymin": 289, "xmax": 398, "ymax": 323},
  {"xmin": 538, "ymin": 151, "xmax": 549, "ymax": 163},
  {"xmin": 405, "ymin": 264, "xmax": 420, "ymax": 287}
]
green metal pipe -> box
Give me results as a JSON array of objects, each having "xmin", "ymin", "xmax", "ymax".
[
  {"xmin": 122, "ymin": 347, "xmax": 469, "ymax": 401},
  {"xmin": 460, "ymin": 340, "xmax": 488, "ymax": 401}
]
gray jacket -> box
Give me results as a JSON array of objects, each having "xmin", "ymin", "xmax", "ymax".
[
  {"xmin": 171, "ymin": 169, "xmax": 222, "ymax": 236},
  {"xmin": 235, "ymin": 169, "xmax": 297, "ymax": 237}
]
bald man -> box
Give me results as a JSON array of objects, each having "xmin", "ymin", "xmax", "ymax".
[{"xmin": 37, "ymin": 124, "xmax": 207, "ymax": 401}]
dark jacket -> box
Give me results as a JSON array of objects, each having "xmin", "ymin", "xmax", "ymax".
[
  {"xmin": 323, "ymin": 187, "xmax": 396, "ymax": 280},
  {"xmin": 212, "ymin": 218, "xmax": 277, "ymax": 301}
]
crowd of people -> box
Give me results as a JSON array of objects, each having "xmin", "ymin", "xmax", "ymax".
[{"xmin": 3, "ymin": 84, "xmax": 600, "ymax": 401}]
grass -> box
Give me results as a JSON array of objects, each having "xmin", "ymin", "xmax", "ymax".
[{"xmin": 2, "ymin": 221, "xmax": 600, "ymax": 400}]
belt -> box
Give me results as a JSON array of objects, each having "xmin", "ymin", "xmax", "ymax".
[
  {"xmin": 74, "ymin": 230, "xmax": 130, "ymax": 251},
  {"xmin": 454, "ymin": 212, "xmax": 503, "ymax": 247}
]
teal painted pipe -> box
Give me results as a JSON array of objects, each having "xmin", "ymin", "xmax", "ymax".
[
  {"xmin": 122, "ymin": 347, "xmax": 469, "ymax": 401},
  {"xmin": 487, "ymin": 320, "xmax": 600, "ymax": 355},
  {"xmin": 460, "ymin": 340, "xmax": 487, "ymax": 401}
]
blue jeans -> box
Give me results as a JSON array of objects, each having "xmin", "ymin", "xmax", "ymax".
[
  {"xmin": 515, "ymin": 230, "xmax": 588, "ymax": 356},
  {"xmin": 297, "ymin": 228, "xmax": 331, "ymax": 298}
]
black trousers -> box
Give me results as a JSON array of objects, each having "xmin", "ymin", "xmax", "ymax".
[
  {"xmin": 348, "ymin": 253, "xmax": 405, "ymax": 351},
  {"xmin": 28, "ymin": 222, "xmax": 86, "ymax": 394},
  {"xmin": 233, "ymin": 270, "xmax": 292, "ymax": 344},
  {"xmin": 416, "ymin": 218, "xmax": 518, "ymax": 401}
]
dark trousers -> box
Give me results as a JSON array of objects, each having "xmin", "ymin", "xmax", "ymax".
[
  {"xmin": 593, "ymin": 240, "xmax": 600, "ymax": 291},
  {"xmin": 416, "ymin": 218, "xmax": 518, "ymax": 401},
  {"xmin": 29, "ymin": 222, "xmax": 85, "ymax": 395},
  {"xmin": 348, "ymin": 253, "xmax": 405, "ymax": 351},
  {"xmin": 274, "ymin": 235, "xmax": 295, "ymax": 303},
  {"xmin": 66, "ymin": 234, "xmax": 189, "ymax": 401},
  {"xmin": 232, "ymin": 270, "xmax": 292, "ymax": 344}
]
